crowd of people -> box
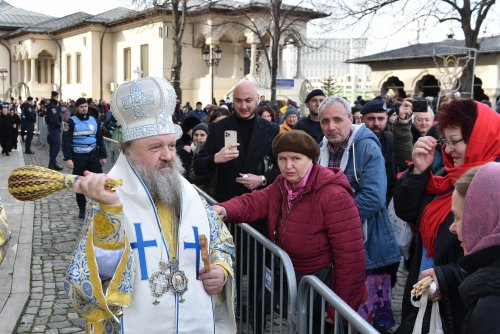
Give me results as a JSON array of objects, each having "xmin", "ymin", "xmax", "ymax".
[{"xmin": 0, "ymin": 78, "xmax": 499, "ymax": 334}]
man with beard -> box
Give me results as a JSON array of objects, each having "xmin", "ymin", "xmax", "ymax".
[
  {"xmin": 65, "ymin": 77, "xmax": 236, "ymax": 333},
  {"xmin": 361, "ymin": 98, "xmax": 396, "ymax": 205},
  {"xmin": 294, "ymin": 89, "xmax": 325, "ymax": 143}
]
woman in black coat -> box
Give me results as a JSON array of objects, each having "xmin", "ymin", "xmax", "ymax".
[
  {"xmin": 0, "ymin": 106, "xmax": 13, "ymax": 155},
  {"xmin": 9, "ymin": 108, "xmax": 20, "ymax": 150},
  {"xmin": 394, "ymin": 100, "xmax": 500, "ymax": 334}
]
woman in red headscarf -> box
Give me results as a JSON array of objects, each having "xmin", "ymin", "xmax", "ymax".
[{"xmin": 394, "ymin": 99, "xmax": 500, "ymax": 334}]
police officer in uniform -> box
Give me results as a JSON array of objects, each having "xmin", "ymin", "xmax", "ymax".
[
  {"xmin": 21, "ymin": 96, "xmax": 36, "ymax": 154},
  {"xmin": 62, "ymin": 97, "xmax": 107, "ymax": 218},
  {"xmin": 46, "ymin": 91, "xmax": 63, "ymax": 170}
]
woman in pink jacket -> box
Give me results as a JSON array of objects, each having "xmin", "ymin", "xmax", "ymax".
[{"xmin": 214, "ymin": 130, "xmax": 366, "ymax": 329}]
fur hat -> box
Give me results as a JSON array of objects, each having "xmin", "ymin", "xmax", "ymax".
[{"xmin": 272, "ymin": 130, "xmax": 319, "ymax": 160}]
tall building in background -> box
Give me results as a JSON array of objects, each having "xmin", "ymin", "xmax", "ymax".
[{"xmin": 283, "ymin": 38, "xmax": 372, "ymax": 102}]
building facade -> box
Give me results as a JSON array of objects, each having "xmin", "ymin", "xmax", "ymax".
[
  {"xmin": 0, "ymin": 0, "xmax": 324, "ymax": 105},
  {"xmin": 282, "ymin": 38, "xmax": 372, "ymax": 101},
  {"xmin": 347, "ymin": 36, "xmax": 500, "ymax": 102}
]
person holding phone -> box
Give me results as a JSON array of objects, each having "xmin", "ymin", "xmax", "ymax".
[
  {"xmin": 193, "ymin": 80, "xmax": 279, "ymax": 204},
  {"xmin": 193, "ymin": 79, "xmax": 279, "ymax": 329}
]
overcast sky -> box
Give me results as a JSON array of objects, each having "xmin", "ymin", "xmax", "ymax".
[{"xmin": 7, "ymin": 0, "xmax": 500, "ymax": 54}]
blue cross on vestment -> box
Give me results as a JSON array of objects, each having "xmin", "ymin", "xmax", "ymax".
[
  {"xmin": 184, "ymin": 226, "xmax": 201, "ymax": 279},
  {"xmin": 130, "ymin": 223, "xmax": 158, "ymax": 280}
]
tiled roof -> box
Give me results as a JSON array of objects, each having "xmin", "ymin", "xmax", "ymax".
[
  {"xmin": 0, "ymin": 0, "xmax": 53, "ymax": 28},
  {"xmin": 3, "ymin": 7, "xmax": 137, "ymax": 37},
  {"xmin": 347, "ymin": 35, "xmax": 500, "ymax": 64}
]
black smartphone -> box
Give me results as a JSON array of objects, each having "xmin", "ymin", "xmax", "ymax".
[{"xmin": 412, "ymin": 100, "xmax": 428, "ymax": 113}]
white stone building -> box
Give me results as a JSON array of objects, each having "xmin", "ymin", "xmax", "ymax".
[
  {"xmin": 282, "ymin": 38, "xmax": 372, "ymax": 101},
  {"xmin": 0, "ymin": 0, "xmax": 324, "ymax": 104}
]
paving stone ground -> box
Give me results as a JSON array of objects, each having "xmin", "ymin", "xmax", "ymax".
[
  {"xmin": 15, "ymin": 137, "xmax": 86, "ymax": 334},
  {"xmin": 13, "ymin": 135, "xmax": 408, "ymax": 333}
]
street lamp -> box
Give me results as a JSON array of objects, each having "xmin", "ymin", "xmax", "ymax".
[
  {"xmin": 202, "ymin": 45, "xmax": 222, "ymax": 104},
  {"xmin": 0, "ymin": 68, "xmax": 7, "ymax": 99}
]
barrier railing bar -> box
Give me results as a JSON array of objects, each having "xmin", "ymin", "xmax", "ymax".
[{"xmin": 298, "ymin": 276, "xmax": 379, "ymax": 334}]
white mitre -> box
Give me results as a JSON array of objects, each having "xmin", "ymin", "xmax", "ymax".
[{"xmin": 111, "ymin": 77, "xmax": 177, "ymax": 142}]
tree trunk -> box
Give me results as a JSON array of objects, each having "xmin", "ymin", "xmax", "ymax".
[{"xmin": 170, "ymin": 0, "xmax": 187, "ymax": 102}]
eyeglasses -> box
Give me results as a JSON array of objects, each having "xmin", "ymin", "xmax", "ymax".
[{"xmin": 438, "ymin": 138, "xmax": 464, "ymax": 147}]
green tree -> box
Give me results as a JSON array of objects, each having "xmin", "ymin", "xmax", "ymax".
[{"xmin": 321, "ymin": 76, "xmax": 340, "ymax": 96}]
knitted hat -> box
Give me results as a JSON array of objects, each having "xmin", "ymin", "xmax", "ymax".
[
  {"xmin": 272, "ymin": 130, "xmax": 319, "ymax": 160},
  {"xmin": 284, "ymin": 105, "xmax": 299, "ymax": 119},
  {"xmin": 75, "ymin": 97, "xmax": 87, "ymax": 107},
  {"xmin": 462, "ymin": 162, "xmax": 500, "ymax": 254},
  {"xmin": 304, "ymin": 89, "xmax": 325, "ymax": 103},
  {"xmin": 361, "ymin": 99, "xmax": 387, "ymax": 115},
  {"xmin": 192, "ymin": 123, "xmax": 209, "ymax": 136},
  {"xmin": 51, "ymin": 90, "xmax": 59, "ymax": 98}
]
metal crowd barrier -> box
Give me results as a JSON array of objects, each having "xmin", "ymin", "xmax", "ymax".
[
  {"xmin": 36, "ymin": 118, "xmax": 48, "ymax": 147},
  {"xmin": 195, "ymin": 185, "xmax": 298, "ymax": 334},
  {"xmin": 297, "ymin": 276, "xmax": 379, "ymax": 334},
  {"xmin": 103, "ymin": 137, "xmax": 120, "ymax": 165}
]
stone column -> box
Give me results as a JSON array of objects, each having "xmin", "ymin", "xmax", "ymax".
[
  {"xmin": 23, "ymin": 59, "xmax": 28, "ymax": 82},
  {"xmin": 17, "ymin": 61, "xmax": 22, "ymax": 84},
  {"xmin": 47, "ymin": 59, "xmax": 52, "ymax": 84},
  {"xmin": 295, "ymin": 45, "xmax": 303, "ymax": 78},
  {"xmin": 232, "ymin": 44, "xmax": 239, "ymax": 78},
  {"xmin": 278, "ymin": 45, "xmax": 284, "ymax": 77},
  {"xmin": 30, "ymin": 58, "xmax": 36, "ymax": 84},
  {"xmin": 249, "ymin": 43, "xmax": 257, "ymax": 76}
]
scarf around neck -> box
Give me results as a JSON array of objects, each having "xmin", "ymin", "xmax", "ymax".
[{"xmin": 420, "ymin": 102, "xmax": 500, "ymax": 258}]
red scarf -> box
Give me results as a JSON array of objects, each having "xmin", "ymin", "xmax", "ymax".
[{"xmin": 420, "ymin": 102, "xmax": 500, "ymax": 258}]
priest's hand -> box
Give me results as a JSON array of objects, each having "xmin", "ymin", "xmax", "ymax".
[
  {"xmin": 199, "ymin": 264, "xmax": 226, "ymax": 295},
  {"xmin": 74, "ymin": 171, "xmax": 121, "ymax": 206}
]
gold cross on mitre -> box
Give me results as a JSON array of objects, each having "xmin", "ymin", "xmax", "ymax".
[{"xmin": 134, "ymin": 66, "xmax": 144, "ymax": 79}]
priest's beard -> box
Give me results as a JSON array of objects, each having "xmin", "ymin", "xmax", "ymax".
[{"xmin": 128, "ymin": 152, "xmax": 185, "ymax": 214}]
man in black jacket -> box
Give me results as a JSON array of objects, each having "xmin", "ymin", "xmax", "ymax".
[
  {"xmin": 46, "ymin": 91, "xmax": 63, "ymax": 171},
  {"xmin": 193, "ymin": 80, "xmax": 279, "ymax": 205},
  {"xmin": 193, "ymin": 80, "xmax": 279, "ymax": 328},
  {"xmin": 361, "ymin": 99, "xmax": 396, "ymax": 205},
  {"xmin": 294, "ymin": 89, "xmax": 325, "ymax": 143},
  {"xmin": 20, "ymin": 96, "xmax": 36, "ymax": 154}
]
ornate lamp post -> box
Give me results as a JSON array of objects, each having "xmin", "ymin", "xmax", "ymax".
[
  {"xmin": 0, "ymin": 68, "xmax": 8, "ymax": 99},
  {"xmin": 202, "ymin": 45, "xmax": 222, "ymax": 104}
]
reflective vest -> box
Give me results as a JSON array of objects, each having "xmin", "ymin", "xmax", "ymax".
[{"xmin": 71, "ymin": 115, "xmax": 97, "ymax": 153}]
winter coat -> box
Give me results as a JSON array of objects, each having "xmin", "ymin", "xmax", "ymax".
[
  {"xmin": 219, "ymin": 163, "xmax": 366, "ymax": 312},
  {"xmin": 458, "ymin": 246, "xmax": 500, "ymax": 334},
  {"xmin": 318, "ymin": 124, "xmax": 400, "ymax": 270},
  {"xmin": 394, "ymin": 167, "xmax": 466, "ymax": 334},
  {"xmin": 193, "ymin": 113, "xmax": 279, "ymax": 202}
]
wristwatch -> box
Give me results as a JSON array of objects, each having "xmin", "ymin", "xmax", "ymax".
[{"xmin": 260, "ymin": 175, "xmax": 267, "ymax": 187}]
